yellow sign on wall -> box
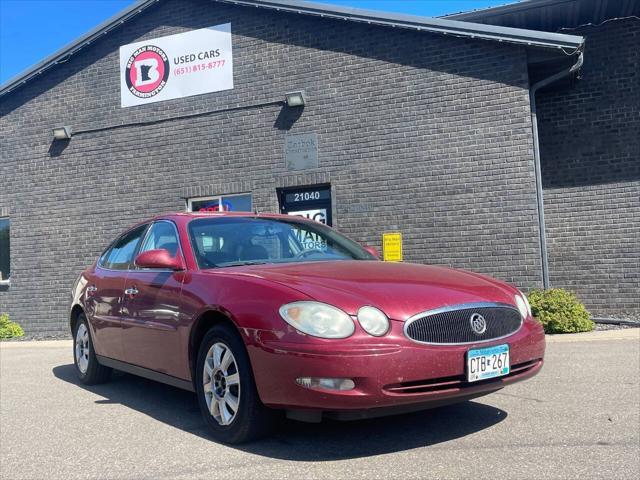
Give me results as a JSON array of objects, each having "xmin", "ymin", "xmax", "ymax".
[{"xmin": 382, "ymin": 232, "xmax": 403, "ymax": 262}]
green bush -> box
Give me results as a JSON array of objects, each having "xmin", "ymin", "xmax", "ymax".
[
  {"xmin": 0, "ymin": 313, "xmax": 24, "ymax": 339},
  {"xmin": 527, "ymin": 289, "xmax": 593, "ymax": 334}
]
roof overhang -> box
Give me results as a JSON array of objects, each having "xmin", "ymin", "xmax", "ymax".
[
  {"xmin": 216, "ymin": 0, "xmax": 584, "ymax": 49},
  {"xmin": 444, "ymin": 0, "xmax": 640, "ymax": 30},
  {"xmin": 0, "ymin": 0, "xmax": 585, "ymax": 98}
]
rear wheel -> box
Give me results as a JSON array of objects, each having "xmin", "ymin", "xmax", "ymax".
[
  {"xmin": 196, "ymin": 325, "xmax": 276, "ymax": 444},
  {"xmin": 73, "ymin": 314, "xmax": 111, "ymax": 385}
]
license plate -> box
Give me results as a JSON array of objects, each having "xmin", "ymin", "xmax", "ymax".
[{"xmin": 467, "ymin": 344, "xmax": 510, "ymax": 382}]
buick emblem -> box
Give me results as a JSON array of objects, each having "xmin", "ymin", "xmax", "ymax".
[{"xmin": 470, "ymin": 313, "xmax": 487, "ymax": 335}]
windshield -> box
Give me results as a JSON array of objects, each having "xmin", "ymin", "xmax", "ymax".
[{"xmin": 188, "ymin": 217, "xmax": 375, "ymax": 268}]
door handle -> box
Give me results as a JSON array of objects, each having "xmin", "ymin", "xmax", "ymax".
[{"xmin": 124, "ymin": 287, "xmax": 139, "ymax": 296}]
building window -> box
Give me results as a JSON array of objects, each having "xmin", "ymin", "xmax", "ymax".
[
  {"xmin": 187, "ymin": 193, "xmax": 252, "ymax": 213},
  {"xmin": 0, "ymin": 217, "xmax": 9, "ymax": 283}
]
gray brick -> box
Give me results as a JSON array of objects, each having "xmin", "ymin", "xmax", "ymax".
[{"xmin": 537, "ymin": 18, "xmax": 640, "ymax": 318}]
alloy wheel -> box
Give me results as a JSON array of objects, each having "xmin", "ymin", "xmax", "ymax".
[
  {"xmin": 75, "ymin": 323, "xmax": 90, "ymax": 374},
  {"xmin": 202, "ymin": 342, "xmax": 241, "ymax": 426}
]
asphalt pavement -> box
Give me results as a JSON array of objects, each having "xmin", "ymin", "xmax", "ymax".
[{"xmin": 1, "ymin": 330, "xmax": 638, "ymax": 480}]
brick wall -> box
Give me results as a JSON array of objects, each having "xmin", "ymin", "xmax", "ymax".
[
  {"xmin": 0, "ymin": 0, "xmax": 541, "ymax": 334},
  {"xmin": 537, "ymin": 17, "xmax": 640, "ymax": 317}
]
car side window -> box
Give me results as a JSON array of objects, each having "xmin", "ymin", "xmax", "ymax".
[
  {"xmin": 101, "ymin": 225, "xmax": 148, "ymax": 270},
  {"xmin": 139, "ymin": 221, "xmax": 180, "ymax": 258}
]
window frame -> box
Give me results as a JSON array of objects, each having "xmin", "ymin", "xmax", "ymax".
[
  {"xmin": 186, "ymin": 193, "xmax": 253, "ymax": 213},
  {"xmin": 0, "ymin": 216, "xmax": 9, "ymax": 285},
  {"xmin": 134, "ymin": 220, "xmax": 185, "ymax": 271},
  {"xmin": 97, "ymin": 224, "xmax": 150, "ymax": 272}
]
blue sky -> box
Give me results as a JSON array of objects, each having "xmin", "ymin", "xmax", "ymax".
[{"xmin": 0, "ymin": 0, "xmax": 516, "ymax": 84}]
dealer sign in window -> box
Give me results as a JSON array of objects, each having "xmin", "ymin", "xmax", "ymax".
[{"xmin": 287, "ymin": 209, "xmax": 328, "ymax": 250}]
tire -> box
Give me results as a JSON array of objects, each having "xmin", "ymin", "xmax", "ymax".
[
  {"xmin": 73, "ymin": 313, "xmax": 112, "ymax": 385},
  {"xmin": 196, "ymin": 324, "xmax": 276, "ymax": 444}
]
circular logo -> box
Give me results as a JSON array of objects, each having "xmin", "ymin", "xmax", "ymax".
[
  {"xmin": 125, "ymin": 45, "xmax": 170, "ymax": 98},
  {"xmin": 470, "ymin": 313, "xmax": 487, "ymax": 335}
]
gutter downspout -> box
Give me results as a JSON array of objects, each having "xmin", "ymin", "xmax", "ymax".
[{"xmin": 529, "ymin": 49, "xmax": 584, "ymax": 289}]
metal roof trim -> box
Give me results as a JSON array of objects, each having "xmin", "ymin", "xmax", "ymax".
[
  {"xmin": 0, "ymin": 0, "xmax": 584, "ymax": 98},
  {"xmin": 444, "ymin": 0, "xmax": 575, "ymax": 21},
  {"xmin": 218, "ymin": 0, "xmax": 584, "ymax": 48}
]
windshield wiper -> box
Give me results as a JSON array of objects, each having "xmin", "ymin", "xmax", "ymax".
[{"xmin": 216, "ymin": 260, "xmax": 269, "ymax": 268}]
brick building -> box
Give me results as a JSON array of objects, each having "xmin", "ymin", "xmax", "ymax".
[
  {"xmin": 0, "ymin": 0, "xmax": 634, "ymax": 335},
  {"xmin": 449, "ymin": 0, "xmax": 640, "ymax": 318}
]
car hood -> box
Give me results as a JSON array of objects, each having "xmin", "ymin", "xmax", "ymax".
[{"xmin": 215, "ymin": 260, "xmax": 519, "ymax": 321}]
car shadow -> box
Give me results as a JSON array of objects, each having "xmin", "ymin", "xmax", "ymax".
[{"xmin": 53, "ymin": 364, "xmax": 507, "ymax": 461}]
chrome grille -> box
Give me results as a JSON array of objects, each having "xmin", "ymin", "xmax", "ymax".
[{"xmin": 404, "ymin": 303, "xmax": 522, "ymax": 345}]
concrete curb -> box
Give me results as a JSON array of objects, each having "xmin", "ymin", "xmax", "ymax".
[
  {"xmin": 0, "ymin": 339, "xmax": 73, "ymax": 349},
  {"xmin": 546, "ymin": 328, "xmax": 639, "ymax": 343}
]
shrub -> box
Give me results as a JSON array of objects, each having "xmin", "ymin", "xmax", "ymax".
[
  {"xmin": 0, "ymin": 313, "xmax": 24, "ymax": 339},
  {"xmin": 527, "ymin": 289, "xmax": 593, "ymax": 334}
]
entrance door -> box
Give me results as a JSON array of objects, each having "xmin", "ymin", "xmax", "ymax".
[{"xmin": 278, "ymin": 185, "xmax": 332, "ymax": 226}]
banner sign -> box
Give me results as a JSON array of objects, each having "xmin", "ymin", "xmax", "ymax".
[{"xmin": 119, "ymin": 23, "xmax": 233, "ymax": 107}]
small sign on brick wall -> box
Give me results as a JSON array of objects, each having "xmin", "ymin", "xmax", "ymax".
[
  {"xmin": 383, "ymin": 232, "xmax": 403, "ymax": 262},
  {"xmin": 284, "ymin": 133, "xmax": 318, "ymax": 171}
]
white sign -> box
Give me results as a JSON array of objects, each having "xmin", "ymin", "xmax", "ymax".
[
  {"xmin": 287, "ymin": 209, "xmax": 327, "ymax": 224},
  {"xmin": 119, "ymin": 24, "xmax": 233, "ymax": 107},
  {"xmin": 288, "ymin": 209, "xmax": 328, "ymax": 251}
]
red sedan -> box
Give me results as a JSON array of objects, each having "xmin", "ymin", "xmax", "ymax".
[{"xmin": 70, "ymin": 212, "xmax": 545, "ymax": 443}]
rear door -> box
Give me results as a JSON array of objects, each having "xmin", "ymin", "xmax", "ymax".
[
  {"xmin": 84, "ymin": 224, "xmax": 148, "ymax": 360},
  {"xmin": 121, "ymin": 220, "xmax": 186, "ymax": 378}
]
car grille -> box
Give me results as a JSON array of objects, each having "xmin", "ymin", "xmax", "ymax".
[{"xmin": 404, "ymin": 303, "xmax": 522, "ymax": 344}]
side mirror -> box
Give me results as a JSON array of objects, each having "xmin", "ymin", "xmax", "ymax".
[
  {"xmin": 363, "ymin": 246, "xmax": 380, "ymax": 259},
  {"xmin": 134, "ymin": 249, "xmax": 185, "ymax": 271}
]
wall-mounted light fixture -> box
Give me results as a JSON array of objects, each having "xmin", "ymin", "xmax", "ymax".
[
  {"xmin": 285, "ymin": 91, "xmax": 306, "ymax": 107},
  {"xmin": 52, "ymin": 126, "xmax": 73, "ymax": 140}
]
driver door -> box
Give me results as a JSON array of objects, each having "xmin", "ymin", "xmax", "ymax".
[{"xmin": 121, "ymin": 220, "xmax": 186, "ymax": 378}]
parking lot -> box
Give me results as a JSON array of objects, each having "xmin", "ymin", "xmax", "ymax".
[{"xmin": 1, "ymin": 330, "xmax": 638, "ymax": 480}]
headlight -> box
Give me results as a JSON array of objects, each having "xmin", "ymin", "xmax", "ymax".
[
  {"xmin": 279, "ymin": 301, "xmax": 355, "ymax": 339},
  {"xmin": 357, "ymin": 306, "xmax": 390, "ymax": 336},
  {"xmin": 515, "ymin": 291, "xmax": 531, "ymax": 319}
]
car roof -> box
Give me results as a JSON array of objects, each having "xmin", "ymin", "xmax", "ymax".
[{"xmin": 151, "ymin": 211, "xmax": 308, "ymax": 222}]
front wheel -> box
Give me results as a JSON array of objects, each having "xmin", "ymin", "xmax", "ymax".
[
  {"xmin": 73, "ymin": 314, "xmax": 111, "ymax": 385},
  {"xmin": 196, "ymin": 325, "xmax": 276, "ymax": 444}
]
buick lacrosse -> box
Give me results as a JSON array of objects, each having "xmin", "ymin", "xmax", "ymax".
[{"xmin": 70, "ymin": 212, "xmax": 544, "ymax": 443}]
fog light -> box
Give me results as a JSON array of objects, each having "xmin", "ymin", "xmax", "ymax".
[{"xmin": 296, "ymin": 377, "xmax": 355, "ymax": 391}]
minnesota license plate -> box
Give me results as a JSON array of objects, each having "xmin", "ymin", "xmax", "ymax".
[{"xmin": 467, "ymin": 344, "xmax": 510, "ymax": 382}]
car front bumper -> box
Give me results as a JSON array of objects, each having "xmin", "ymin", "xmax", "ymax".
[{"xmin": 247, "ymin": 317, "xmax": 545, "ymax": 418}]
